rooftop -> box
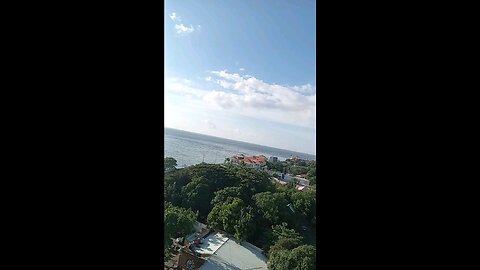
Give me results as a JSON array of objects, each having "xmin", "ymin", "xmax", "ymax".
[
  {"xmin": 199, "ymin": 237, "xmax": 267, "ymax": 270},
  {"xmin": 231, "ymin": 154, "xmax": 266, "ymax": 165},
  {"xmin": 192, "ymin": 232, "xmax": 229, "ymax": 255}
]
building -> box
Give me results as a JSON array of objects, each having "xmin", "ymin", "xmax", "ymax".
[
  {"xmin": 177, "ymin": 249, "xmax": 206, "ymax": 270},
  {"xmin": 197, "ymin": 232, "xmax": 267, "ymax": 270},
  {"xmin": 230, "ymin": 154, "xmax": 267, "ymax": 169},
  {"xmin": 282, "ymin": 173, "xmax": 295, "ymax": 182},
  {"xmin": 295, "ymin": 176, "xmax": 310, "ymax": 186},
  {"xmin": 269, "ymin": 156, "xmax": 278, "ymax": 162},
  {"xmin": 286, "ymin": 155, "xmax": 300, "ymax": 161},
  {"xmin": 172, "ymin": 223, "xmax": 268, "ymax": 270}
]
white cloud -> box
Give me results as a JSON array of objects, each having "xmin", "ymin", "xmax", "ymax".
[
  {"xmin": 292, "ymin": 84, "xmax": 315, "ymax": 94},
  {"xmin": 169, "ymin": 12, "xmax": 180, "ymax": 21},
  {"xmin": 169, "ymin": 13, "xmax": 199, "ymax": 35},
  {"xmin": 239, "ymin": 68, "xmax": 245, "ymax": 71},
  {"xmin": 175, "ymin": 24, "xmax": 195, "ymax": 34},
  {"xmin": 165, "ymin": 72, "xmax": 316, "ymax": 129}
]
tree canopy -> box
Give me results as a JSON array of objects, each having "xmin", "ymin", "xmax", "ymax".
[
  {"xmin": 268, "ymin": 244, "xmax": 316, "ymax": 270},
  {"xmin": 163, "ymin": 162, "xmax": 316, "ymax": 259},
  {"xmin": 207, "ymin": 198, "xmax": 256, "ymax": 242},
  {"xmin": 164, "ymin": 204, "xmax": 196, "ymax": 258},
  {"xmin": 164, "ymin": 157, "xmax": 177, "ymax": 172}
]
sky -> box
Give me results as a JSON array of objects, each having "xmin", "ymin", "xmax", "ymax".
[{"xmin": 164, "ymin": 0, "xmax": 316, "ymax": 155}]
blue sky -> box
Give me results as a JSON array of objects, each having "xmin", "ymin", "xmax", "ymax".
[{"xmin": 164, "ymin": 0, "xmax": 316, "ymax": 155}]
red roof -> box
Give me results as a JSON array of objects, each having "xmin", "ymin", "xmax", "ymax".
[
  {"xmin": 243, "ymin": 155, "xmax": 266, "ymax": 164},
  {"xmin": 232, "ymin": 154, "xmax": 266, "ymax": 164}
]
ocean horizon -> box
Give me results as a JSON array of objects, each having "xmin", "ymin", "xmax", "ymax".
[{"xmin": 165, "ymin": 127, "xmax": 315, "ymax": 167}]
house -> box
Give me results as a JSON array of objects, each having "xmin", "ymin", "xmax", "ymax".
[
  {"xmin": 295, "ymin": 176, "xmax": 310, "ymax": 186},
  {"xmin": 176, "ymin": 230, "xmax": 268, "ymax": 270},
  {"xmin": 282, "ymin": 173, "xmax": 295, "ymax": 182},
  {"xmin": 173, "ymin": 222, "xmax": 267, "ymax": 270},
  {"xmin": 196, "ymin": 232, "xmax": 267, "ymax": 270},
  {"xmin": 177, "ymin": 249, "xmax": 206, "ymax": 270},
  {"xmin": 230, "ymin": 154, "xmax": 267, "ymax": 169},
  {"xmin": 269, "ymin": 156, "xmax": 278, "ymax": 162},
  {"xmin": 286, "ymin": 155, "xmax": 300, "ymax": 161}
]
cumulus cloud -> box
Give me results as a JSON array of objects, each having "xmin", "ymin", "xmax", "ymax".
[
  {"xmin": 169, "ymin": 12, "xmax": 198, "ymax": 35},
  {"xmin": 292, "ymin": 84, "xmax": 315, "ymax": 94},
  {"xmin": 175, "ymin": 24, "xmax": 194, "ymax": 34},
  {"xmin": 169, "ymin": 12, "xmax": 180, "ymax": 21},
  {"xmin": 165, "ymin": 72, "xmax": 316, "ymax": 129}
]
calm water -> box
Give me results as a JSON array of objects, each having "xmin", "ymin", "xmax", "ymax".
[{"xmin": 165, "ymin": 127, "xmax": 316, "ymax": 167}]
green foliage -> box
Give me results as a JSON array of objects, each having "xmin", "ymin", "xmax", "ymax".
[
  {"xmin": 268, "ymin": 244, "xmax": 316, "ymax": 270},
  {"xmin": 164, "ymin": 157, "xmax": 177, "ymax": 172},
  {"xmin": 180, "ymin": 176, "xmax": 212, "ymax": 218},
  {"xmin": 268, "ymin": 237, "xmax": 302, "ymax": 254},
  {"xmin": 289, "ymin": 245, "xmax": 316, "ymax": 270},
  {"xmin": 271, "ymin": 222, "xmax": 303, "ymax": 244},
  {"xmin": 291, "ymin": 191, "xmax": 316, "ymax": 219},
  {"xmin": 268, "ymin": 250, "xmax": 291, "ymax": 270},
  {"xmin": 164, "ymin": 204, "xmax": 196, "ymax": 258},
  {"xmin": 207, "ymin": 198, "xmax": 256, "ymax": 242},
  {"xmin": 163, "ymin": 161, "xmax": 317, "ymax": 255},
  {"xmin": 253, "ymin": 192, "xmax": 288, "ymax": 226},
  {"xmin": 234, "ymin": 206, "xmax": 255, "ymax": 242},
  {"xmin": 164, "ymin": 163, "xmax": 240, "ymax": 218},
  {"xmin": 227, "ymin": 165, "xmax": 275, "ymax": 198},
  {"xmin": 269, "ymin": 158, "xmax": 316, "ymax": 180},
  {"xmin": 211, "ymin": 186, "xmax": 244, "ymax": 206}
]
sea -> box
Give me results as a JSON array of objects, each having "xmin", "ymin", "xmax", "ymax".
[{"xmin": 165, "ymin": 127, "xmax": 316, "ymax": 168}]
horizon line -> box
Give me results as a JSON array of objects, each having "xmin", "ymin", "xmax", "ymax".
[{"xmin": 164, "ymin": 126, "xmax": 316, "ymax": 157}]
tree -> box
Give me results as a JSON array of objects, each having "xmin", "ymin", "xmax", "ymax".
[
  {"xmin": 271, "ymin": 222, "xmax": 303, "ymax": 245},
  {"xmin": 211, "ymin": 186, "xmax": 244, "ymax": 206},
  {"xmin": 233, "ymin": 206, "xmax": 255, "ymax": 242},
  {"xmin": 164, "ymin": 205, "xmax": 196, "ymax": 239},
  {"xmin": 268, "ymin": 250, "xmax": 291, "ymax": 270},
  {"xmin": 253, "ymin": 192, "xmax": 288, "ymax": 226},
  {"xmin": 227, "ymin": 165, "xmax": 275, "ymax": 198},
  {"xmin": 207, "ymin": 198, "xmax": 244, "ymax": 234},
  {"xmin": 288, "ymin": 245, "xmax": 316, "ymax": 270},
  {"xmin": 291, "ymin": 191, "xmax": 316, "ymax": 220},
  {"xmin": 164, "ymin": 157, "xmax": 177, "ymax": 172},
  {"xmin": 268, "ymin": 237, "xmax": 302, "ymax": 255},
  {"xmin": 164, "ymin": 205, "xmax": 196, "ymax": 258},
  {"xmin": 268, "ymin": 244, "xmax": 316, "ymax": 270},
  {"xmin": 207, "ymin": 198, "xmax": 256, "ymax": 242}
]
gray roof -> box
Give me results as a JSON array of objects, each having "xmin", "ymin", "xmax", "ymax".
[
  {"xmin": 199, "ymin": 233, "xmax": 267, "ymax": 270},
  {"xmin": 199, "ymin": 237, "xmax": 267, "ymax": 270}
]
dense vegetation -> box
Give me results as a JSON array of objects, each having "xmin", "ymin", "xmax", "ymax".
[
  {"xmin": 266, "ymin": 158, "xmax": 316, "ymax": 185},
  {"xmin": 164, "ymin": 202, "xmax": 196, "ymax": 259},
  {"xmin": 164, "ymin": 157, "xmax": 316, "ymax": 269}
]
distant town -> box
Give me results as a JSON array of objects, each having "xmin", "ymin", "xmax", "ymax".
[{"xmin": 226, "ymin": 153, "xmax": 314, "ymax": 192}]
